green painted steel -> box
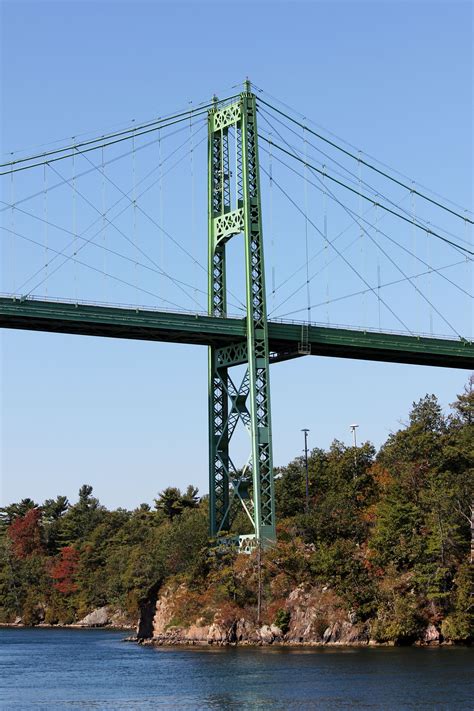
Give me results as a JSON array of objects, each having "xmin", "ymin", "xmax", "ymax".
[
  {"xmin": 207, "ymin": 85, "xmax": 276, "ymax": 546},
  {"xmin": 208, "ymin": 95, "xmax": 231, "ymax": 537},
  {"xmin": 2, "ymin": 90, "xmax": 473, "ymax": 554},
  {"xmin": 1, "ymin": 297, "xmax": 473, "ymax": 369},
  {"xmin": 241, "ymin": 87, "xmax": 275, "ymax": 545}
]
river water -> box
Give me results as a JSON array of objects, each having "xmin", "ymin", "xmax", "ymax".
[{"xmin": 0, "ymin": 628, "xmax": 472, "ymax": 709}]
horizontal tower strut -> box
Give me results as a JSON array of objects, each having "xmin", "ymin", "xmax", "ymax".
[{"xmin": 1, "ymin": 297, "xmax": 473, "ymax": 370}]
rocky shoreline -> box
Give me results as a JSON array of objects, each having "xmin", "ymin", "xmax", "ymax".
[
  {"xmin": 0, "ymin": 606, "xmax": 135, "ymax": 631},
  {"xmin": 135, "ymin": 621, "xmax": 449, "ymax": 649},
  {"xmin": 2, "ymin": 586, "xmax": 468, "ymax": 648},
  {"xmin": 134, "ymin": 582, "xmax": 456, "ymax": 649},
  {"xmin": 137, "ymin": 637, "xmax": 449, "ymax": 648}
]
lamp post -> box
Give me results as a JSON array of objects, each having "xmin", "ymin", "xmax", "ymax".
[
  {"xmin": 350, "ymin": 424, "xmax": 359, "ymax": 470},
  {"xmin": 301, "ymin": 428, "xmax": 310, "ymax": 512},
  {"xmin": 350, "ymin": 424, "xmax": 359, "ymax": 448}
]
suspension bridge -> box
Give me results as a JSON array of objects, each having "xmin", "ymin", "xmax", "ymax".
[{"xmin": 1, "ymin": 81, "xmax": 473, "ymax": 549}]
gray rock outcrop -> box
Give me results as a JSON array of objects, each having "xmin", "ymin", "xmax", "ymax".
[{"xmin": 77, "ymin": 606, "xmax": 109, "ymax": 627}]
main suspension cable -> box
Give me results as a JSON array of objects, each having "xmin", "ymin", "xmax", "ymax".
[
  {"xmin": 258, "ymin": 134, "xmax": 474, "ymax": 257},
  {"xmin": 261, "ymin": 166, "xmax": 412, "ymax": 334},
  {"xmin": 0, "ymin": 108, "xmax": 210, "ymax": 177},
  {"xmin": 312, "ymin": 166, "xmax": 463, "ymax": 338},
  {"xmin": 258, "ymin": 105, "xmax": 473, "ymax": 248},
  {"xmin": 0, "ymin": 121, "xmax": 195, "ymax": 214},
  {"xmin": 8, "ymin": 136, "xmax": 208, "ymax": 306},
  {"xmin": 257, "ymin": 96, "xmax": 473, "ymax": 225},
  {"xmin": 0, "ymin": 95, "xmax": 239, "ymax": 172},
  {"xmin": 4, "ymin": 130, "xmax": 207, "ymax": 296},
  {"xmin": 265, "ymin": 145, "xmax": 472, "ymax": 303}
]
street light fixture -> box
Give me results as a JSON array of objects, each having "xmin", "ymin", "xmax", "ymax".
[
  {"xmin": 350, "ymin": 423, "xmax": 359, "ymax": 448},
  {"xmin": 301, "ymin": 428, "xmax": 310, "ymax": 512}
]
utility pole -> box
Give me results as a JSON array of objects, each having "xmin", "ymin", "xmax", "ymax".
[
  {"xmin": 350, "ymin": 424, "xmax": 359, "ymax": 471},
  {"xmin": 302, "ymin": 428, "xmax": 310, "ymax": 512},
  {"xmin": 257, "ymin": 540, "xmax": 263, "ymax": 624}
]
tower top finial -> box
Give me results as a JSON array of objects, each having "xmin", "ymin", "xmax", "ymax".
[{"xmin": 244, "ymin": 77, "xmax": 251, "ymax": 94}]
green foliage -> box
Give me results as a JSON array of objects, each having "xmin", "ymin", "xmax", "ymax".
[
  {"xmin": 58, "ymin": 485, "xmax": 105, "ymax": 546},
  {"xmin": 372, "ymin": 594, "xmax": 426, "ymax": 644},
  {"xmin": 42, "ymin": 496, "xmax": 69, "ymax": 554},
  {"xmin": 310, "ymin": 540, "xmax": 377, "ymax": 619},
  {"xmin": 154, "ymin": 486, "xmax": 200, "ymax": 521},
  {"xmin": 0, "ymin": 498, "xmax": 38, "ymax": 529},
  {"xmin": 204, "ymin": 545, "xmax": 256, "ymax": 607},
  {"xmin": 369, "ymin": 490, "xmax": 422, "ymax": 568},
  {"xmin": 273, "ymin": 608, "xmax": 291, "ymax": 634},
  {"xmin": 1, "ymin": 379, "xmax": 472, "ymax": 644},
  {"xmin": 409, "ymin": 394, "xmax": 446, "ymax": 433},
  {"xmin": 441, "ymin": 613, "xmax": 472, "ymax": 642},
  {"xmin": 440, "ymin": 562, "xmax": 474, "ymax": 642},
  {"xmin": 450, "ymin": 375, "xmax": 474, "ymax": 425},
  {"xmin": 268, "ymin": 537, "xmax": 310, "ymax": 585},
  {"xmin": 277, "ymin": 442, "xmax": 377, "ymax": 546}
]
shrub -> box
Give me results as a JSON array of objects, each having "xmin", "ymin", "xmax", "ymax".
[
  {"xmin": 274, "ymin": 608, "xmax": 291, "ymax": 635},
  {"xmin": 441, "ymin": 614, "xmax": 473, "ymax": 643}
]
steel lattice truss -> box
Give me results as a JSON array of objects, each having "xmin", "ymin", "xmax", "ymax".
[{"xmin": 208, "ymin": 86, "xmax": 276, "ymax": 547}]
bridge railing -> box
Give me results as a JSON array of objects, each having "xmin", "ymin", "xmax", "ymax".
[{"xmin": 1, "ymin": 292, "xmax": 469, "ymax": 343}]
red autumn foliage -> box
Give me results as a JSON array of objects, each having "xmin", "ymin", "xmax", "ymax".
[
  {"xmin": 50, "ymin": 547, "xmax": 80, "ymax": 594},
  {"xmin": 7, "ymin": 508, "xmax": 44, "ymax": 558}
]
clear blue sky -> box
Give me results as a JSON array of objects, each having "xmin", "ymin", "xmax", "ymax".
[{"xmin": 1, "ymin": 0, "xmax": 472, "ymax": 509}]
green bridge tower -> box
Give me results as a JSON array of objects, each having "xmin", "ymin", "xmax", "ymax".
[{"xmin": 208, "ymin": 82, "xmax": 276, "ymax": 550}]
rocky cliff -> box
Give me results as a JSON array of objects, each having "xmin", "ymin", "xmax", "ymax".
[{"xmin": 136, "ymin": 581, "xmax": 441, "ymax": 647}]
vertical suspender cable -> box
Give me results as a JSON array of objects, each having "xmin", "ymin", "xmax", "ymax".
[
  {"xmin": 427, "ymin": 222, "xmax": 433, "ymax": 334},
  {"xmin": 358, "ymin": 151, "xmax": 366, "ymax": 328},
  {"xmin": 303, "ymin": 126, "xmax": 311, "ymax": 323},
  {"xmin": 72, "ymin": 142, "xmax": 77, "ymax": 300},
  {"xmin": 323, "ymin": 164, "xmax": 329, "ymax": 325},
  {"xmin": 190, "ymin": 104, "xmax": 197, "ymax": 304},
  {"xmin": 159, "ymin": 129, "xmax": 164, "ymax": 302},
  {"xmin": 43, "ymin": 163, "xmax": 48, "ymax": 298},
  {"xmin": 411, "ymin": 183, "xmax": 418, "ymax": 333},
  {"xmin": 132, "ymin": 134, "xmax": 137, "ymax": 302},
  {"xmin": 101, "ymin": 146, "xmax": 107, "ymax": 303},
  {"xmin": 375, "ymin": 199, "xmax": 381, "ymax": 329},
  {"xmin": 466, "ymin": 212, "xmax": 472, "ymax": 340},
  {"xmin": 10, "ymin": 162, "xmax": 15, "ymax": 295}
]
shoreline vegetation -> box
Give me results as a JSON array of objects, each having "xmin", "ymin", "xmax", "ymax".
[{"xmin": 1, "ymin": 380, "xmax": 473, "ymax": 649}]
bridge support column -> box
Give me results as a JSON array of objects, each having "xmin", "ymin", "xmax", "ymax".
[{"xmin": 208, "ymin": 84, "xmax": 276, "ymax": 548}]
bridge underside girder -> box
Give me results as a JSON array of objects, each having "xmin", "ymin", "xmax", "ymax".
[{"xmin": 1, "ymin": 298, "xmax": 473, "ymax": 370}]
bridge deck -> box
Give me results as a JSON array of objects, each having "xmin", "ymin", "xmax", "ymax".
[{"xmin": 0, "ymin": 297, "xmax": 472, "ymax": 369}]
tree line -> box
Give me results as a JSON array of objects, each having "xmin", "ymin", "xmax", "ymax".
[{"xmin": 0, "ymin": 379, "xmax": 472, "ymax": 643}]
